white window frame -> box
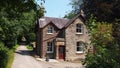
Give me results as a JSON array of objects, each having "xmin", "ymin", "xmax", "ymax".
[
  {"xmin": 47, "ymin": 25, "xmax": 54, "ymax": 34},
  {"xmin": 76, "ymin": 42, "xmax": 84, "ymax": 53},
  {"xmin": 47, "ymin": 42, "xmax": 54, "ymax": 53},
  {"xmin": 76, "ymin": 24, "xmax": 84, "ymax": 34}
]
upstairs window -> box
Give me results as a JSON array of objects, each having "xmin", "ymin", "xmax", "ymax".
[
  {"xmin": 76, "ymin": 42, "xmax": 84, "ymax": 53},
  {"xmin": 47, "ymin": 42, "xmax": 54, "ymax": 53},
  {"xmin": 47, "ymin": 25, "xmax": 54, "ymax": 34},
  {"xmin": 76, "ymin": 24, "xmax": 83, "ymax": 34}
]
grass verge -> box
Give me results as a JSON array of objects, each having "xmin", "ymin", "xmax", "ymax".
[
  {"xmin": 6, "ymin": 44, "xmax": 19, "ymax": 68},
  {"xmin": 6, "ymin": 50, "xmax": 14, "ymax": 68}
]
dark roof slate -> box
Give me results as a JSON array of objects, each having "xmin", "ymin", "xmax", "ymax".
[
  {"xmin": 38, "ymin": 17, "xmax": 69, "ymax": 29},
  {"xmin": 38, "ymin": 13, "xmax": 85, "ymax": 29}
]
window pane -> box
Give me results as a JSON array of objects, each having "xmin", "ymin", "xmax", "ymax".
[
  {"xmin": 76, "ymin": 42, "xmax": 84, "ymax": 52},
  {"xmin": 76, "ymin": 24, "xmax": 83, "ymax": 33},
  {"xmin": 47, "ymin": 26, "xmax": 54, "ymax": 33},
  {"xmin": 47, "ymin": 42, "xmax": 53, "ymax": 53}
]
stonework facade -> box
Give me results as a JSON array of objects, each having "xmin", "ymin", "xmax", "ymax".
[
  {"xmin": 65, "ymin": 18, "xmax": 89, "ymax": 61},
  {"xmin": 35, "ymin": 14, "xmax": 91, "ymax": 61}
]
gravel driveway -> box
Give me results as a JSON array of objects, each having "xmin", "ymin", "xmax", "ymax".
[
  {"xmin": 12, "ymin": 45, "xmax": 84, "ymax": 68},
  {"xmin": 12, "ymin": 45, "xmax": 55, "ymax": 68}
]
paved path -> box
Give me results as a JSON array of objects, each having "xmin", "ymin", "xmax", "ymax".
[{"xmin": 12, "ymin": 45, "xmax": 84, "ymax": 68}]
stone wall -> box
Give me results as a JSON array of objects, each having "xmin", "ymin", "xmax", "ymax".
[
  {"xmin": 36, "ymin": 17, "xmax": 91, "ymax": 61},
  {"xmin": 41, "ymin": 24, "xmax": 59, "ymax": 58},
  {"xmin": 65, "ymin": 18, "xmax": 90, "ymax": 61}
]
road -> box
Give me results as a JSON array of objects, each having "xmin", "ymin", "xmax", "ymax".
[
  {"xmin": 12, "ymin": 45, "xmax": 55, "ymax": 68},
  {"xmin": 12, "ymin": 45, "xmax": 84, "ymax": 68}
]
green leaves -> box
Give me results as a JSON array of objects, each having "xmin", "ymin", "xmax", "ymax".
[
  {"xmin": 0, "ymin": 42, "xmax": 9, "ymax": 68},
  {"xmin": 64, "ymin": 11, "xmax": 75, "ymax": 19},
  {"xmin": 69, "ymin": 0, "xmax": 120, "ymax": 22},
  {"xmin": 84, "ymin": 16, "xmax": 120, "ymax": 68},
  {"xmin": 0, "ymin": 0, "xmax": 43, "ymax": 67},
  {"xmin": 0, "ymin": 2, "xmax": 38, "ymax": 48}
]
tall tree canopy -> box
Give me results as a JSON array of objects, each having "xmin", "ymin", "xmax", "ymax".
[
  {"xmin": 69, "ymin": 0, "xmax": 120, "ymax": 22},
  {"xmin": 0, "ymin": 0, "xmax": 45, "ymax": 48}
]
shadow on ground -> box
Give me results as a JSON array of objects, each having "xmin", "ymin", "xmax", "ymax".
[{"xmin": 15, "ymin": 50, "xmax": 33, "ymax": 56}]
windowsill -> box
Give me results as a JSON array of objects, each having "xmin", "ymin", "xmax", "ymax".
[
  {"xmin": 47, "ymin": 51, "xmax": 53, "ymax": 53},
  {"xmin": 76, "ymin": 51, "xmax": 84, "ymax": 54},
  {"xmin": 47, "ymin": 33, "xmax": 53, "ymax": 34},
  {"xmin": 76, "ymin": 33, "xmax": 83, "ymax": 34}
]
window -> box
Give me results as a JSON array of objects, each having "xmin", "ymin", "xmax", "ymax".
[
  {"xmin": 76, "ymin": 42, "xmax": 84, "ymax": 53},
  {"xmin": 47, "ymin": 25, "xmax": 54, "ymax": 34},
  {"xmin": 47, "ymin": 42, "xmax": 54, "ymax": 53},
  {"xmin": 76, "ymin": 24, "xmax": 83, "ymax": 34}
]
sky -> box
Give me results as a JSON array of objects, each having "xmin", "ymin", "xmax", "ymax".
[{"xmin": 36, "ymin": 0, "xmax": 72, "ymax": 18}]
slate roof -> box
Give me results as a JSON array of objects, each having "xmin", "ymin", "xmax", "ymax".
[
  {"xmin": 37, "ymin": 13, "xmax": 85, "ymax": 29},
  {"xmin": 38, "ymin": 17, "xmax": 69, "ymax": 29}
]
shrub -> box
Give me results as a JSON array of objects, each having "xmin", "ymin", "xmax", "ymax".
[
  {"xmin": 27, "ymin": 45, "xmax": 33, "ymax": 50},
  {"xmin": 0, "ymin": 42, "xmax": 9, "ymax": 68}
]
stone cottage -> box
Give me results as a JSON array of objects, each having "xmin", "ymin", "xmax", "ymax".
[{"xmin": 35, "ymin": 13, "xmax": 91, "ymax": 61}]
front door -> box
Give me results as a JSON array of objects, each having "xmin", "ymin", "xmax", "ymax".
[{"xmin": 58, "ymin": 46, "xmax": 65, "ymax": 59}]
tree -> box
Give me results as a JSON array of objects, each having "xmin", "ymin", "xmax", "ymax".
[
  {"xmin": 83, "ymin": 15, "xmax": 120, "ymax": 68},
  {"xmin": 0, "ymin": 0, "xmax": 44, "ymax": 48},
  {"xmin": 19, "ymin": 10, "xmax": 37, "ymax": 43},
  {"xmin": 0, "ymin": 0, "xmax": 45, "ymax": 67},
  {"xmin": 69, "ymin": 0, "xmax": 120, "ymax": 22},
  {"xmin": 64, "ymin": 11, "xmax": 75, "ymax": 19},
  {"xmin": 69, "ymin": 0, "xmax": 83, "ymax": 14}
]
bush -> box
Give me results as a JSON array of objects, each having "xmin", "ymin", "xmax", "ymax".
[
  {"xmin": 12, "ymin": 44, "xmax": 19, "ymax": 52},
  {"xmin": 27, "ymin": 45, "xmax": 33, "ymax": 50},
  {"xmin": 0, "ymin": 42, "xmax": 9, "ymax": 68},
  {"xmin": 26, "ymin": 33, "xmax": 36, "ymax": 43}
]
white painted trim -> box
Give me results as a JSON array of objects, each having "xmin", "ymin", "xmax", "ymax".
[
  {"xmin": 47, "ymin": 33, "xmax": 53, "ymax": 34},
  {"xmin": 76, "ymin": 51, "xmax": 84, "ymax": 53},
  {"xmin": 76, "ymin": 33, "xmax": 83, "ymax": 34},
  {"xmin": 47, "ymin": 51, "xmax": 53, "ymax": 53}
]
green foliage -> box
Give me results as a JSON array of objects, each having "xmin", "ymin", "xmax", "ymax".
[
  {"xmin": 84, "ymin": 16, "xmax": 120, "ymax": 68},
  {"xmin": 36, "ymin": 6, "xmax": 45, "ymax": 18},
  {"xmin": 0, "ymin": 0, "xmax": 45, "ymax": 49},
  {"xmin": 0, "ymin": 0, "xmax": 44, "ymax": 68},
  {"xmin": 27, "ymin": 45, "xmax": 33, "ymax": 50},
  {"xmin": 1, "ymin": 17, "xmax": 19, "ymax": 48},
  {"xmin": 0, "ymin": 42, "xmax": 15, "ymax": 68},
  {"xmin": 19, "ymin": 10, "xmax": 36, "ymax": 44},
  {"xmin": 69, "ymin": 0, "xmax": 83, "ymax": 14},
  {"xmin": 112, "ymin": 22, "xmax": 120, "ymax": 45},
  {"xmin": 0, "ymin": 42, "xmax": 9, "ymax": 68},
  {"xmin": 64, "ymin": 11, "xmax": 76, "ymax": 19},
  {"xmin": 69, "ymin": 0, "xmax": 120, "ymax": 22},
  {"xmin": 0, "ymin": 8, "xmax": 37, "ymax": 48},
  {"xmin": 26, "ymin": 33, "xmax": 36, "ymax": 42},
  {"xmin": 0, "ymin": 0, "xmax": 38, "ymax": 13},
  {"xmin": 12, "ymin": 44, "xmax": 19, "ymax": 52}
]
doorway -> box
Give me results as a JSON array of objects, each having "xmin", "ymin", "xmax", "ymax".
[{"xmin": 58, "ymin": 46, "xmax": 65, "ymax": 59}]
